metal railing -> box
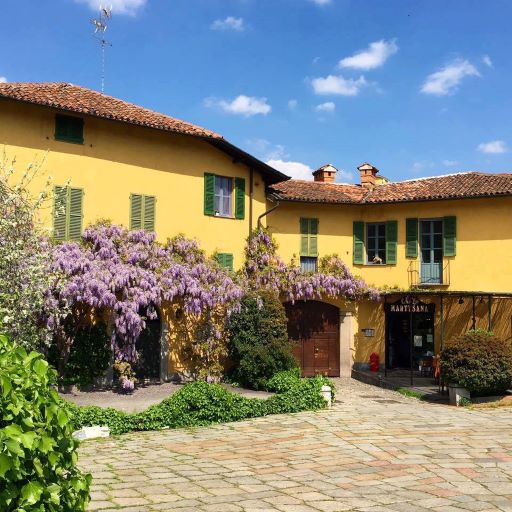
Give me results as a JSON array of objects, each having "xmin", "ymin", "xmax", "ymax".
[{"xmin": 408, "ymin": 259, "xmax": 450, "ymax": 287}]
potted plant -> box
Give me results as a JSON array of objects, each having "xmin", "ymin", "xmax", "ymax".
[{"xmin": 113, "ymin": 361, "xmax": 137, "ymax": 393}]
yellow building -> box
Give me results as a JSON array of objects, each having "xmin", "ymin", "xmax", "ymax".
[
  {"xmin": 0, "ymin": 82, "xmax": 286, "ymax": 272},
  {"xmin": 1, "ymin": 82, "xmax": 511, "ymax": 383},
  {"xmin": 269, "ymin": 163, "xmax": 512, "ymax": 381}
]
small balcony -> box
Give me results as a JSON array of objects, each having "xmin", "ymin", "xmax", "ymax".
[{"xmin": 408, "ymin": 259, "xmax": 450, "ymax": 287}]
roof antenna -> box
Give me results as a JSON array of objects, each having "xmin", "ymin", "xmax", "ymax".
[{"xmin": 91, "ymin": 5, "xmax": 113, "ymax": 93}]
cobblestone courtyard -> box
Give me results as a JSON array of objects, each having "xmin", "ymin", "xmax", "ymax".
[{"xmin": 79, "ymin": 379, "xmax": 512, "ymax": 511}]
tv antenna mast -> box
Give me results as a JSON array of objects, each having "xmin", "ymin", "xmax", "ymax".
[{"xmin": 91, "ymin": 5, "xmax": 113, "ymax": 93}]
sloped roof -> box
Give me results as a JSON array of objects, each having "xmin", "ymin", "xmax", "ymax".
[
  {"xmin": 0, "ymin": 82, "xmax": 288, "ymax": 184},
  {"xmin": 270, "ymin": 172, "xmax": 512, "ymax": 204},
  {"xmin": 0, "ymin": 82, "xmax": 220, "ymax": 138}
]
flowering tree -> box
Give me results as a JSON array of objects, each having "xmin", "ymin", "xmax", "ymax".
[
  {"xmin": 49, "ymin": 224, "xmax": 243, "ymax": 385},
  {"xmin": 0, "ymin": 153, "xmax": 58, "ymax": 349},
  {"xmin": 243, "ymin": 228, "xmax": 379, "ymax": 302}
]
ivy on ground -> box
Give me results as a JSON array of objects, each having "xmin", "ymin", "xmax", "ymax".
[{"xmin": 65, "ymin": 371, "xmax": 335, "ymax": 436}]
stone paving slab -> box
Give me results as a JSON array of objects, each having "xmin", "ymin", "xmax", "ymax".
[{"xmin": 79, "ymin": 379, "xmax": 512, "ymax": 511}]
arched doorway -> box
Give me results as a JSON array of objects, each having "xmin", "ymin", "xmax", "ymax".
[
  {"xmin": 135, "ymin": 309, "xmax": 162, "ymax": 382},
  {"xmin": 284, "ymin": 301, "xmax": 340, "ymax": 377}
]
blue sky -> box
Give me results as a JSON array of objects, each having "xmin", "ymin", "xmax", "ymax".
[{"xmin": 1, "ymin": 0, "xmax": 511, "ymax": 182}]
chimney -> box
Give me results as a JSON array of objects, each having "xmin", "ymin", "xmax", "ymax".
[
  {"xmin": 358, "ymin": 162, "xmax": 379, "ymax": 190},
  {"xmin": 313, "ymin": 164, "xmax": 337, "ymax": 183}
]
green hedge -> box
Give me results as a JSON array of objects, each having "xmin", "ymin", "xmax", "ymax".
[
  {"xmin": 0, "ymin": 334, "xmax": 91, "ymax": 511},
  {"xmin": 65, "ymin": 371, "xmax": 334, "ymax": 436},
  {"xmin": 227, "ymin": 291, "xmax": 298, "ymax": 390},
  {"xmin": 440, "ymin": 330, "xmax": 512, "ymax": 396}
]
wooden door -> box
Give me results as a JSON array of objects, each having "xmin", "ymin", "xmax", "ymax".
[{"xmin": 285, "ymin": 301, "xmax": 340, "ymax": 377}]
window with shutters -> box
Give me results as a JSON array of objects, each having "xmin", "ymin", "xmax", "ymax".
[
  {"xmin": 130, "ymin": 194, "xmax": 156, "ymax": 231},
  {"xmin": 55, "ymin": 115, "xmax": 84, "ymax": 144},
  {"xmin": 353, "ymin": 220, "xmax": 397, "ymax": 266},
  {"xmin": 216, "ymin": 253, "xmax": 234, "ymax": 271},
  {"xmin": 53, "ymin": 186, "xmax": 83, "ymax": 241},
  {"xmin": 366, "ymin": 223, "xmax": 386, "ymax": 264},
  {"xmin": 204, "ymin": 173, "xmax": 245, "ymax": 219},
  {"xmin": 300, "ymin": 218, "xmax": 318, "ymax": 257}
]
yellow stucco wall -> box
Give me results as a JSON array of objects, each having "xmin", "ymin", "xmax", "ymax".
[
  {"xmin": 267, "ymin": 197, "xmax": 512, "ymax": 293},
  {"xmin": 0, "ymin": 100, "xmax": 269, "ymax": 269}
]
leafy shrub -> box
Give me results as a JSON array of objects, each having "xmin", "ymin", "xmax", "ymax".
[
  {"xmin": 440, "ymin": 330, "xmax": 512, "ymax": 396},
  {"xmin": 227, "ymin": 290, "xmax": 297, "ymax": 389},
  {"xmin": 265, "ymin": 368, "xmax": 302, "ymax": 393},
  {"xmin": 0, "ymin": 334, "xmax": 91, "ymax": 511},
  {"xmin": 48, "ymin": 322, "xmax": 111, "ymax": 388},
  {"xmin": 66, "ymin": 372, "xmax": 335, "ymax": 436}
]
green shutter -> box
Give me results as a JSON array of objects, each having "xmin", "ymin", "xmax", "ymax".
[
  {"xmin": 204, "ymin": 173, "xmax": 215, "ymax": 216},
  {"xmin": 216, "ymin": 253, "xmax": 233, "ymax": 271},
  {"xmin": 130, "ymin": 194, "xmax": 143, "ymax": 230},
  {"xmin": 53, "ymin": 186, "xmax": 67, "ymax": 241},
  {"xmin": 55, "ymin": 115, "xmax": 84, "ymax": 144},
  {"xmin": 405, "ymin": 218, "xmax": 418, "ymax": 258},
  {"xmin": 443, "ymin": 216, "xmax": 457, "ymax": 257},
  {"xmin": 143, "ymin": 195, "xmax": 156, "ymax": 231},
  {"xmin": 300, "ymin": 218, "xmax": 309, "ymax": 256},
  {"xmin": 309, "ymin": 218, "xmax": 319, "ymax": 256},
  {"xmin": 385, "ymin": 220, "xmax": 398, "ymax": 265},
  {"xmin": 68, "ymin": 188, "xmax": 83, "ymax": 241},
  {"xmin": 234, "ymin": 177, "xmax": 245, "ymax": 220},
  {"xmin": 353, "ymin": 221, "xmax": 365, "ymax": 265}
]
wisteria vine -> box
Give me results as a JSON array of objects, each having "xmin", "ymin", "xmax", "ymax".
[{"xmin": 46, "ymin": 224, "xmax": 378, "ymax": 385}]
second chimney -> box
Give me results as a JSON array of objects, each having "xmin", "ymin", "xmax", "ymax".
[
  {"xmin": 358, "ymin": 162, "xmax": 379, "ymax": 189},
  {"xmin": 313, "ymin": 164, "xmax": 337, "ymax": 183}
]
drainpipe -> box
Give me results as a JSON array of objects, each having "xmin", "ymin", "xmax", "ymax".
[
  {"xmin": 249, "ymin": 168, "xmax": 254, "ymax": 238},
  {"xmin": 257, "ymin": 195, "xmax": 280, "ymax": 230}
]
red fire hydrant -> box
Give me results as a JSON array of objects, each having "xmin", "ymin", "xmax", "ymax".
[{"xmin": 369, "ymin": 352, "xmax": 379, "ymax": 373}]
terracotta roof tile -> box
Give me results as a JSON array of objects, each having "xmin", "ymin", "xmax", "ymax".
[
  {"xmin": 0, "ymin": 82, "xmax": 221, "ymax": 139},
  {"xmin": 270, "ymin": 172, "xmax": 512, "ymax": 204}
]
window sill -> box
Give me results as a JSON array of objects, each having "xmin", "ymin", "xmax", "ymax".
[
  {"xmin": 54, "ymin": 137, "xmax": 84, "ymax": 145},
  {"xmin": 354, "ymin": 263, "xmax": 395, "ymax": 267},
  {"xmin": 417, "ymin": 282, "xmax": 449, "ymax": 287}
]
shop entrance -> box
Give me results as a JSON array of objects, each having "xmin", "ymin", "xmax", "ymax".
[{"xmin": 385, "ymin": 296, "xmax": 435, "ymax": 370}]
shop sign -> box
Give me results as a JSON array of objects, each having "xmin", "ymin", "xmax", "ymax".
[{"xmin": 387, "ymin": 295, "xmax": 435, "ymax": 314}]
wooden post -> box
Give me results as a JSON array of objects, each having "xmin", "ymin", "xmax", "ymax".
[
  {"xmin": 440, "ymin": 295, "xmax": 444, "ymax": 352},
  {"xmin": 488, "ymin": 295, "xmax": 493, "ymax": 331},
  {"xmin": 472, "ymin": 295, "xmax": 476, "ymax": 330}
]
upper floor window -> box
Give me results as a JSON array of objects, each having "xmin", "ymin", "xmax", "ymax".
[
  {"xmin": 53, "ymin": 185, "xmax": 83, "ymax": 241},
  {"xmin": 300, "ymin": 256, "xmax": 318, "ymax": 273},
  {"xmin": 204, "ymin": 173, "xmax": 245, "ymax": 220},
  {"xmin": 353, "ymin": 220, "xmax": 397, "ymax": 266},
  {"xmin": 214, "ymin": 176, "xmax": 233, "ymax": 217},
  {"xmin": 366, "ymin": 223, "xmax": 386, "ymax": 264},
  {"xmin": 55, "ymin": 114, "xmax": 84, "ymax": 144},
  {"xmin": 130, "ymin": 194, "xmax": 156, "ymax": 231}
]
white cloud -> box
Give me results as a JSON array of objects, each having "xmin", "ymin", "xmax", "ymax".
[
  {"xmin": 267, "ymin": 159, "xmax": 314, "ymax": 180},
  {"xmin": 309, "ymin": 0, "xmax": 331, "ymax": 5},
  {"xmin": 205, "ymin": 95, "xmax": 271, "ymax": 116},
  {"xmin": 477, "ymin": 140, "xmax": 507, "ymax": 154},
  {"xmin": 288, "ymin": 99, "xmax": 298, "ymax": 110},
  {"xmin": 76, "ymin": 0, "xmax": 146, "ymax": 15},
  {"xmin": 211, "ymin": 16, "xmax": 245, "ymax": 32},
  {"xmin": 311, "ymin": 74, "xmax": 367, "ymax": 96},
  {"xmin": 442, "ymin": 160, "xmax": 458, "ymax": 167},
  {"xmin": 421, "ymin": 59, "xmax": 480, "ymax": 96},
  {"xmin": 482, "ymin": 55, "xmax": 493, "ymax": 68},
  {"xmin": 315, "ymin": 101, "xmax": 336, "ymax": 112},
  {"xmin": 338, "ymin": 39, "xmax": 398, "ymax": 70},
  {"xmin": 0, "ymin": 77, "xmax": 7, "ymax": 84}
]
